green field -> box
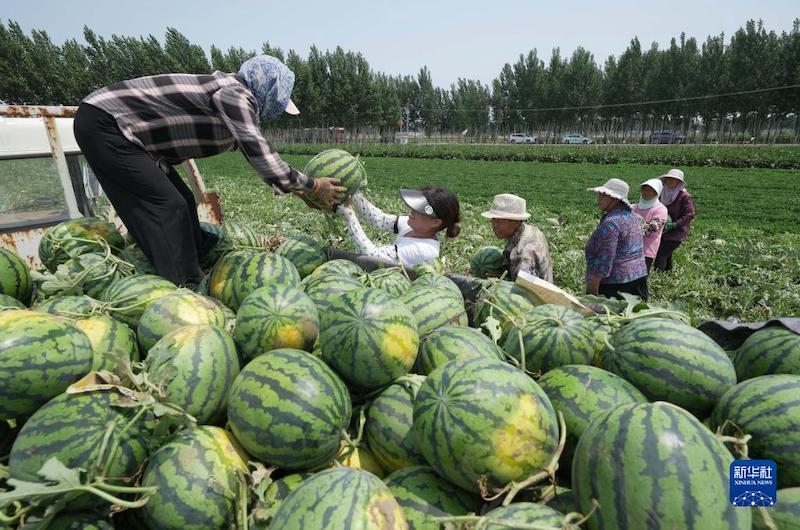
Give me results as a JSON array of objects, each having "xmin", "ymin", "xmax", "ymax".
[{"xmin": 196, "ymin": 152, "xmax": 800, "ymax": 323}]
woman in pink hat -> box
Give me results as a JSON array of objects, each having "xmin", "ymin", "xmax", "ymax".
[
  {"xmin": 654, "ymin": 168, "xmax": 696, "ymax": 272},
  {"xmin": 631, "ymin": 178, "xmax": 669, "ymax": 271}
]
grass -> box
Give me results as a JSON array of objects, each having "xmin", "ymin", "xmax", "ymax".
[{"xmin": 195, "ymin": 152, "xmax": 800, "ymax": 323}]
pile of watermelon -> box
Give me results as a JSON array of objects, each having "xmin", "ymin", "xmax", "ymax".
[{"xmin": 2, "ymin": 195, "xmax": 800, "ymax": 527}]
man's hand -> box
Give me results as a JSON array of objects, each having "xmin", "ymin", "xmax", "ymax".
[{"xmin": 308, "ymin": 177, "xmax": 347, "ymax": 211}]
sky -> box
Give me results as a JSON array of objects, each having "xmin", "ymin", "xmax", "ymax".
[{"xmin": 4, "ymin": 0, "xmax": 798, "ymax": 86}]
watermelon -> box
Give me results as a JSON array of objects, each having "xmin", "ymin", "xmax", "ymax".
[
  {"xmin": 482, "ymin": 503, "xmax": 564, "ymax": 529},
  {"xmin": 709, "ymin": 375, "xmax": 800, "ymax": 487},
  {"xmin": 301, "ymin": 272, "xmax": 364, "ymax": 313},
  {"xmin": 366, "ymin": 267, "xmax": 411, "ymax": 297},
  {"xmin": 145, "ymin": 324, "xmax": 239, "ymax": 424},
  {"xmin": 276, "ymin": 234, "xmax": 327, "ymax": 278},
  {"xmin": 536, "ymin": 364, "xmax": 647, "ymax": 467},
  {"xmin": 119, "ymin": 244, "xmax": 155, "ymax": 274},
  {"xmin": 100, "ymin": 274, "xmax": 177, "ymax": 328},
  {"xmin": 35, "ymin": 295, "xmax": 97, "ymax": 317},
  {"xmin": 206, "ymin": 249, "xmax": 260, "ymax": 308},
  {"xmin": 733, "ymin": 327, "xmax": 800, "ymax": 380},
  {"xmin": 502, "ymin": 305, "xmax": 597, "ymax": 373},
  {"xmin": 0, "ymin": 293, "xmax": 25, "ymax": 310},
  {"xmin": 473, "ymin": 279, "xmax": 536, "ymax": 339},
  {"xmin": 200, "ymin": 220, "xmax": 261, "ymax": 267},
  {"xmin": 601, "ymin": 318, "xmax": 737, "ymax": 417},
  {"xmin": 48, "ymin": 513, "xmax": 114, "ymax": 530},
  {"xmin": 39, "ymin": 217, "xmax": 124, "ymax": 272},
  {"xmin": 572, "ymin": 402, "xmax": 750, "ymax": 530},
  {"xmin": 308, "ymin": 258, "xmax": 365, "ymax": 279},
  {"xmin": 138, "ymin": 426, "xmax": 247, "ymax": 530},
  {"xmin": 385, "ymin": 466, "xmax": 482, "ymax": 530},
  {"xmin": 0, "ymin": 310, "xmax": 94, "ymax": 420},
  {"xmin": 365, "ymin": 374, "xmax": 426, "ymax": 473},
  {"xmin": 320, "ymin": 287, "xmax": 419, "ymax": 389},
  {"xmin": 75, "ymin": 314, "xmax": 139, "ymax": 372},
  {"xmin": 210, "ymin": 251, "xmax": 300, "ymax": 311},
  {"xmin": 227, "ymin": 349, "xmax": 351, "ymax": 469},
  {"xmin": 416, "ymin": 325, "xmax": 505, "ymax": 375},
  {"xmin": 59, "ymin": 252, "xmax": 130, "ymax": 298},
  {"xmin": 752, "ymin": 487, "xmax": 800, "ymax": 530},
  {"xmin": 303, "ymin": 149, "xmax": 365, "ymax": 202},
  {"xmin": 9, "ymin": 390, "xmax": 149, "ymax": 494},
  {"xmin": 136, "ymin": 290, "xmax": 226, "ymax": 352},
  {"xmin": 544, "ymin": 488, "xmax": 579, "ymax": 516},
  {"xmin": 413, "ymin": 357, "xmax": 559, "ymax": 493},
  {"xmin": 234, "ymin": 284, "xmax": 319, "ymax": 360},
  {"xmin": 470, "ymin": 246, "xmax": 506, "ymax": 278},
  {"xmin": 408, "ymin": 273, "xmax": 462, "ymax": 300},
  {"xmin": 398, "ymin": 287, "xmax": 467, "ymax": 337},
  {"xmin": 0, "ymin": 247, "xmax": 32, "ymax": 304},
  {"xmin": 269, "ymin": 467, "xmax": 407, "ymax": 530}
]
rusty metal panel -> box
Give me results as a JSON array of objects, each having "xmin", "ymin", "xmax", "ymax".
[
  {"xmin": 0, "ymin": 105, "xmax": 78, "ymax": 118},
  {"xmin": 0, "ymin": 227, "xmax": 48, "ymax": 270}
]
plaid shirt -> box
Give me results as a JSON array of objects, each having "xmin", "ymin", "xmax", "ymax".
[{"xmin": 83, "ymin": 71, "xmax": 312, "ymax": 194}]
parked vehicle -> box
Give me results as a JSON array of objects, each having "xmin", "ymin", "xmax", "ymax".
[
  {"xmin": 508, "ymin": 132, "xmax": 536, "ymax": 144},
  {"xmin": 649, "ymin": 131, "xmax": 687, "ymax": 144},
  {"xmin": 561, "ymin": 134, "xmax": 594, "ymax": 144}
]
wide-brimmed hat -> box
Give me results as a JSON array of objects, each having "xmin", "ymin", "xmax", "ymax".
[
  {"xmin": 481, "ymin": 194, "xmax": 531, "ymax": 221},
  {"xmin": 587, "ymin": 178, "xmax": 630, "ymax": 205},
  {"xmin": 641, "ymin": 178, "xmax": 663, "ymax": 197},
  {"xmin": 400, "ymin": 189, "xmax": 437, "ymax": 218},
  {"xmin": 659, "ymin": 168, "xmax": 685, "ymax": 182}
]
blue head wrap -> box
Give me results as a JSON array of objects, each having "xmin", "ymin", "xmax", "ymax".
[{"xmin": 238, "ymin": 55, "xmax": 296, "ymax": 122}]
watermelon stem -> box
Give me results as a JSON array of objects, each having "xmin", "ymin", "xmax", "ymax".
[
  {"xmin": 714, "ymin": 419, "xmax": 752, "ymax": 459},
  {"xmin": 99, "ymin": 405, "xmax": 148, "ymax": 478}
]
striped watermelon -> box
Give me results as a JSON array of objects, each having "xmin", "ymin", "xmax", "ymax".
[
  {"xmin": 200, "ymin": 220, "xmax": 261, "ymax": 267},
  {"xmin": 709, "ymin": 375, "xmax": 800, "ymax": 487},
  {"xmin": 308, "ymin": 258, "xmax": 365, "ymax": 279},
  {"xmin": 210, "ymin": 251, "xmax": 300, "ymax": 311},
  {"xmin": 136, "ymin": 290, "xmax": 226, "ymax": 352},
  {"xmin": 35, "ymin": 295, "xmax": 97, "ymax": 317},
  {"xmin": 417, "ymin": 325, "xmax": 505, "ymax": 375},
  {"xmin": 119, "ymin": 244, "xmax": 155, "ymax": 274},
  {"xmin": 270, "ymin": 467, "xmax": 407, "ymax": 530},
  {"xmin": 0, "ymin": 293, "xmax": 25, "ymax": 310},
  {"xmin": 9, "ymin": 390, "xmax": 149, "ymax": 493},
  {"xmin": 503, "ymin": 305, "xmax": 597, "ymax": 373},
  {"xmin": 206, "ymin": 249, "xmax": 259, "ymax": 307},
  {"xmin": 138, "ymin": 426, "xmax": 247, "ymax": 530},
  {"xmin": 60, "ymin": 252, "xmax": 130, "ymax": 298},
  {"xmin": 733, "ymin": 327, "xmax": 800, "ymax": 380},
  {"xmin": 320, "ymin": 287, "xmax": 419, "ymax": 389},
  {"xmin": 75, "ymin": 314, "xmax": 139, "ymax": 372},
  {"xmin": 49, "ymin": 513, "xmax": 114, "ymax": 530},
  {"xmin": 409, "ymin": 273, "xmax": 462, "ymax": 300},
  {"xmin": 385, "ymin": 466, "xmax": 482, "ymax": 530},
  {"xmin": 100, "ymin": 274, "xmax": 177, "ymax": 328},
  {"xmin": 0, "ymin": 310, "xmax": 93, "ymax": 420},
  {"xmin": 39, "ymin": 217, "xmax": 125, "ymax": 272},
  {"xmin": 301, "ymin": 272, "xmax": 364, "ymax": 313},
  {"xmin": 367, "ymin": 268, "xmax": 411, "ymax": 297},
  {"xmin": 536, "ymin": 365, "xmax": 647, "ymax": 467},
  {"xmin": 0, "ymin": 247, "xmax": 32, "ymax": 304},
  {"xmin": 414, "ymin": 357, "xmax": 559, "ymax": 493},
  {"xmin": 276, "ymin": 234, "xmax": 327, "ymax": 278},
  {"xmin": 544, "ymin": 488, "xmax": 578, "ymax": 516},
  {"xmin": 227, "ymin": 349, "xmax": 351, "ymax": 469},
  {"xmin": 235, "ymin": 283, "xmax": 319, "ymax": 360},
  {"xmin": 752, "ymin": 487, "xmax": 800, "ymax": 530},
  {"xmin": 470, "ymin": 246, "xmax": 506, "ymax": 278},
  {"xmin": 601, "ymin": 318, "xmax": 736, "ymax": 417},
  {"xmin": 365, "ymin": 374, "xmax": 426, "ymax": 473},
  {"xmin": 303, "ymin": 149, "xmax": 365, "ymax": 201},
  {"xmin": 473, "ymin": 279, "xmax": 536, "ymax": 339},
  {"xmin": 146, "ymin": 324, "xmax": 239, "ymax": 424},
  {"xmin": 482, "ymin": 503, "xmax": 564, "ymax": 529},
  {"xmin": 572, "ymin": 402, "xmax": 750, "ymax": 530},
  {"xmin": 398, "ymin": 287, "xmax": 467, "ymax": 337}
]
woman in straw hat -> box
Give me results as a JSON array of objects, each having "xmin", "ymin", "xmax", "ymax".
[
  {"xmin": 631, "ymin": 178, "xmax": 669, "ymax": 271},
  {"xmin": 335, "ymin": 188, "xmax": 461, "ymax": 268},
  {"xmin": 654, "ymin": 168, "xmax": 695, "ymax": 272},
  {"xmin": 585, "ymin": 178, "xmax": 648, "ymax": 301},
  {"xmin": 481, "ymin": 193, "xmax": 553, "ymax": 282}
]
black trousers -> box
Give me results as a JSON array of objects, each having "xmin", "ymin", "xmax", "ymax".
[
  {"xmin": 599, "ymin": 276, "xmax": 649, "ymax": 302},
  {"xmin": 654, "ymin": 240, "xmax": 683, "ymax": 272},
  {"xmin": 73, "ymin": 103, "xmax": 215, "ymax": 286}
]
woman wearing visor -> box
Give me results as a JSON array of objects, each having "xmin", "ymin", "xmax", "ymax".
[{"xmin": 335, "ymin": 188, "xmax": 461, "ymax": 267}]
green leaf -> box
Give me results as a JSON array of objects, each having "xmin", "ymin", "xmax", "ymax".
[{"xmin": 37, "ymin": 458, "xmax": 82, "ymax": 487}]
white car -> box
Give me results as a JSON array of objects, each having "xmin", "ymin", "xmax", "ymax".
[
  {"xmin": 561, "ymin": 134, "xmax": 594, "ymax": 144},
  {"xmin": 508, "ymin": 132, "xmax": 536, "ymax": 144}
]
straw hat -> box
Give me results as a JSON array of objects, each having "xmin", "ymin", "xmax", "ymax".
[
  {"xmin": 587, "ymin": 178, "xmax": 630, "ymax": 206},
  {"xmin": 481, "ymin": 194, "xmax": 531, "ymax": 221}
]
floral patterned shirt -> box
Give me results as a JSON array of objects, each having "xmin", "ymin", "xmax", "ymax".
[
  {"xmin": 504, "ymin": 223, "xmax": 554, "ymax": 283},
  {"xmin": 585, "ymin": 206, "xmax": 647, "ymax": 284}
]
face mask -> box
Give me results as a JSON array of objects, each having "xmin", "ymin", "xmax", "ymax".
[{"xmin": 639, "ymin": 197, "xmax": 659, "ymax": 210}]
